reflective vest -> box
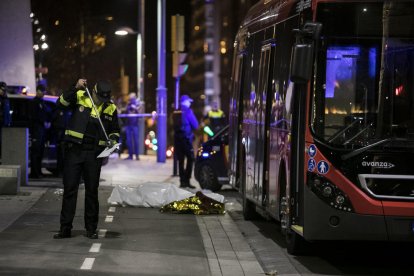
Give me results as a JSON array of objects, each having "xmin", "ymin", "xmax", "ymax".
[
  {"xmin": 58, "ymin": 89, "xmax": 120, "ymax": 146},
  {"xmin": 208, "ymin": 109, "xmax": 224, "ymax": 119},
  {"xmin": 207, "ymin": 109, "xmax": 226, "ymax": 135}
]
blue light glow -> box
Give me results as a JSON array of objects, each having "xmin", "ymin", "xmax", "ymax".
[
  {"xmin": 326, "ymin": 47, "xmax": 360, "ymax": 98},
  {"xmin": 369, "ymin": 48, "xmax": 377, "ymax": 78}
]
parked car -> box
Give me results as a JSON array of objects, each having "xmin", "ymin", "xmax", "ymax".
[{"xmin": 194, "ymin": 125, "xmax": 229, "ymax": 192}]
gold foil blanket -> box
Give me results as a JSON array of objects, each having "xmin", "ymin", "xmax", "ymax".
[{"xmin": 160, "ymin": 191, "xmax": 225, "ymax": 215}]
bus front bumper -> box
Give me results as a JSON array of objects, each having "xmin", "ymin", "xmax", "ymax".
[{"xmin": 303, "ymin": 186, "xmax": 414, "ymax": 241}]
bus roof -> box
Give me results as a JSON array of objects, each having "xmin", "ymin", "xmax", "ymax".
[{"xmin": 239, "ymin": 0, "xmax": 305, "ymax": 33}]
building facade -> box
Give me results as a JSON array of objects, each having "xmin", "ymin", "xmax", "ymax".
[{"xmin": 182, "ymin": 0, "xmax": 260, "ymax": 118}]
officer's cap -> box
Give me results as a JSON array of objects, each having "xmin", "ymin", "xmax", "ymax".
[
  {"xmin": 95, "ymin": 80, "xmax": 112, "ymax": 103},
  {"xmin": 180, "ymin": 94, "xmax": 193, "ymax": 103}
]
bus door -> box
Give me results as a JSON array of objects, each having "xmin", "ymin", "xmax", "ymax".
[
  {"xmin": 229, "ymin": 54, "xmax": 245, "ymax": 189},
  {"xmin": 256, "ymin": 43, "xmax": 274, "ymax": 205}
]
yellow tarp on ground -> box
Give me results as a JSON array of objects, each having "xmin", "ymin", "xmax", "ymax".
[{"xmin": 160, "ymin": 191, "xmax": 225, "ymax": 215}]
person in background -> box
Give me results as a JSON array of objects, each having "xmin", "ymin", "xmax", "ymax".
[
  {"xmin": 29, "ymin": 84, "xmax": 51, "ymax": 178},
  {"xmin": 123, "ymin": 93, "xmax": 141, "ymax": 160},
  {"xmin": 174, "ymin": 94, "xmax": 198, "ymax": 188},
  {"xmin": 115, "ymin": 97, "xmax": 127, "ymax": 159},
  {"xmin": 0, "ymin": 82, "xmax": 11, "ymax": 159},
  {"xmin": 54, "ymin": 79, "xmax": 120, "ymax": 239},
  {"xmin": 204, "ymin": 101, "xmax": 226, "ymax": 139},
  {"xmin": 0, "ymin": 82, "xmax": 11, "ymax": 127}
]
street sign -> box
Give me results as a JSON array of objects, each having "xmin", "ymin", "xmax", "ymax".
[{"xmin": 171, "ymin": 15, "xmax": 185, "ymax": 52}]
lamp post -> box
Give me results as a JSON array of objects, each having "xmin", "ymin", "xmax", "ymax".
[
  {"xmin": 156, "ymin": 0, "xmax": 167, "ymax": 163},
  {"xmin": 115, "ymin": 26, "xmax": 145, "ymax": 156}
]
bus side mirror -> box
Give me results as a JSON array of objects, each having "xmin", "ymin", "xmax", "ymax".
[
  {"xmin": 290, "ymin": 44, "xmax": 313, "ymax": 83},
  {"xmin": 290, "ymin": 22, "xmax": 322, "ymax": 84}
]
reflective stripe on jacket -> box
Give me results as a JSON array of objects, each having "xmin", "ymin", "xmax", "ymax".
[{"xmin": 58, "ymin": 87, "xmax": 120, "ymax": 145}]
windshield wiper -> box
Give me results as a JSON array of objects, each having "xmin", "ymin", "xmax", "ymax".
[{"xmin": 341, "ymin": 138, "xmax": 393, "ymax": 161}]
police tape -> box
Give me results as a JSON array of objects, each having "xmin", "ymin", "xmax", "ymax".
[{"xmin": 118, "ymin": 113, "xmax": 155, "ymax": 118}]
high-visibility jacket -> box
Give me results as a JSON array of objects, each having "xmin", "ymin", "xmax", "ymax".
[
  {"xmin": 57, "ymin": 86, "xmax": 120, "ymax": 146},
  {"xmin": 207, "ymin": 109, "xmax": 224, "ymax": 119},
  {"xmin": 207, "ymin": 109, "xmax": 226, "ymax": 135}
]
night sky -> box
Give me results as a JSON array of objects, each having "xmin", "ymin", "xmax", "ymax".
[{"xmin": 31, "ymin": 0, "xmax": 191, "ymax": 112}]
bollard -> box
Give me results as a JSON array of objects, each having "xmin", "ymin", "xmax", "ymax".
[
  {"xmin": 1, "ymin": 128, "xmax": 29, "ymax": 186},
  {"xmin": 0, "ymin": 165, "xmax": 21, "ymax": 195}
]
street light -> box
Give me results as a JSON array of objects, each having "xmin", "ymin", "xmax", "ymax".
[
  {"xmin": 115, "ymin": 26, "xmax": 145, "ymax": 156},
  {"xmin": 115, "ymin": 27, "xmax": 136, "ymax": 36}
]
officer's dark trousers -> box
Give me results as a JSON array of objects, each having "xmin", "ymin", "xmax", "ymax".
[
  {"xmin": 125, "ymin": 125, "xmax": 139, "ymax": 157},
  {"xmin": 174, "ymin": 137, "xmax": 194, "ymax": 186},
  {"xmin": 60, "ymin": 143, "xmax": 103, "ymax": 232}
]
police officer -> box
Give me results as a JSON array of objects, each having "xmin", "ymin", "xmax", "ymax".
[
  {"xmin": 54, "ymin": 79, "xmax": 120, "ymax": 239},
  {"xmin": 123, "ymin": 93, "xmax": 141, "ymax": 160},
  {"xmin": 29, "ymin": 85, "xmax": 51, "ymax": 178},
  {"xmin": 174, "ymin": 94, "xmax": 198, "ymax": 188},
  {"xmin": 0, "ymin": 82, "xmax": 11, "ymax": 127},
  {"xmin": 0, "ymin": 81, "xmax": 11, "ymax": 158},
  {"xmin": 205, "ymin": 101, "xmax": 225, "ymax": 136}
]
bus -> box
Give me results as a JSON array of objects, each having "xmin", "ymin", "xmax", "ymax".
[{"xmin": 228, "ymin": 0, "xmax": 414, "ymax": 254}]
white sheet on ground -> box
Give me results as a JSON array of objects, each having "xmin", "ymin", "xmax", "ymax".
[{"xmin": 107, "ymin": 183, "xmax": 224, "ymax": 207}]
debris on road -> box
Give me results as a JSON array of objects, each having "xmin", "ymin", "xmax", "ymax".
[{"xmin": 53, "ymin": 189, "xmax": 64, "ymax": 196}]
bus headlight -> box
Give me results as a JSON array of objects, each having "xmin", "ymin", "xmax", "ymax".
[
  {"xmin": 309, "ymin": 174, "xmax": 354, "ymax": 212},
  {"xmin": 335, "ymin": 195, "xmax": 345, "ymax": 205},
  {"xmin": 322, "ymin": 186, "xmax": 333, "ymax": 197}
]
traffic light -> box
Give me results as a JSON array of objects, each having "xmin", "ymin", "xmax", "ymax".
[
  {"xmin": 171, "ymin": 15, "xmax": 188, "ymax": 78},
  {"xmin": 172, "ymin": 52, "xmax": 188, "ymax": 78}
]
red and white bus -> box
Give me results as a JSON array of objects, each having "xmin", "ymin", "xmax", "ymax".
[{"xmin": 228, "ymin": 0, "xmax": 414, "ymax": 254}]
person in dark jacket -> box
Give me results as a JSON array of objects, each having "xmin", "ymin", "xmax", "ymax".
[
  {"xmin": 174, "ymin": 94, "xmax": 198, "ymax": 188},
  {"xmin": 0, "ymin": 82, "xmax": 11, "ymax": 127},
  {"xmin": 0, "ymin": 81, "xmax": 11, "ymax": 158},
  {"xmin": 54, "ymin": 79, "xmax": 120, "ymax": 240},
  {"xmin": 28, "ymin": 84, "xmax": 51, "ymax": 178},
  {"xmin": 123, "ymin": 93, "xmax": 141, "ymax": 160}
]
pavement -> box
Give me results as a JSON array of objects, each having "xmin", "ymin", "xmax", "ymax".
[{"xmin": 0, "ymin": 154, "xmax": 265, "ymax": 275}]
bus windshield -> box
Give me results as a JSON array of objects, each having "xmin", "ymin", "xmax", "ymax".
[{"xmin": 312, "ymin": 1, "xmax": 414, "ymax": 148}]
